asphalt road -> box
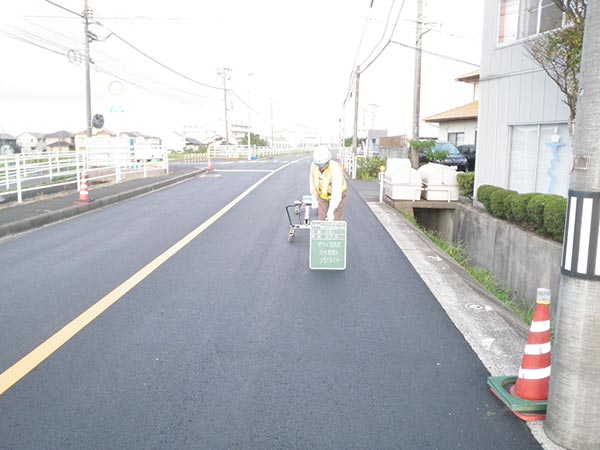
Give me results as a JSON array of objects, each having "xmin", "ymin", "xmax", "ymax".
[{"xmin": 0, "ymin": 156, "xmax": 541, "ymax": 449}]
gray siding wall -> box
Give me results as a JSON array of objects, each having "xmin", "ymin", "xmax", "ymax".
[{"xmin": 475, "ymin": 0, "xmax": 570, "ymax": 194}]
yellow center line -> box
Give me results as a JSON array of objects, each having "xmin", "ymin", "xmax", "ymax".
[{"xmin": 0, "ymin": 160, "xmax": 297, "ymax": 396}]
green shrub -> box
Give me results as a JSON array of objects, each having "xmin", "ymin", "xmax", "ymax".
[
  {"xmin": 509, "ymin": 193, "xmax": 538, "ymax": 224},
  {"xmin": 502, "ymin": 191, "xmax": 520, "ymax": 221},
  {"xmin": 526, "ymin": 194, "xmax": 551, "ymax": 232},
  {"xmin": 543, "ymin": 196, "xmax": 568, "ymax": 242},
  {"xmin": 356, "ymin": 156, "xmax": 387, "ymax": 180},
  {"xmin": 477, "ymin": 185, "xmax": 501, "ymax": 210},
  {"xmin": 457, "ymin": 172, "xmax": 475, "ymax": 197},
  {"xmin": 489, "ymin": 188, "xmax": 517, "ymax": 219}
]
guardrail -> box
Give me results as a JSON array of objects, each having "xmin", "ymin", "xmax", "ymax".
[
  {"xmin": 183, "ymin": 146, "xmax": 314, "ymax": 162},
  {"xmin": 0, "ymin": 148, "xmax": 168, "ymax": 203}
]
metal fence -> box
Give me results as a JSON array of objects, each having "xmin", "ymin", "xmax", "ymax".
[{"xmin": 0, "ymin": 145, "xmax": 168, "ymax": 203}]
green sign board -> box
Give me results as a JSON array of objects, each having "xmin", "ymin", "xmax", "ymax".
[{"xmin": 309, "ymin": 220, "xmax": 347, "ymax": 270}]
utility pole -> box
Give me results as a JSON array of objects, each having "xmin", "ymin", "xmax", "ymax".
[
  {"xmin": 545, "ymin": 2, "xmax": 600, "ymax": 448},
  {"xmin": 246, "ymin": 73, "xmax": 253, "ymax": 156},
  {"xmin": 83, "ymin": 0, "xmax": 92, "ymax": 137},
  {"xmin": 410, "ymin": 0, "xmax": 423, "ymax": 168},
  {"xmin": 270, "ymin": 98, "xmax": 274, "ymax": 147},
  {"xmin": 217, "ymin": 67, "xmax": 231, "ymax": 144},
  {"xmin": 351, "ymin": 65, "xmax": 360, "ymax": 155},
  {"xmin": 369, "ymin": 103, "xmax": 378, "ymax": 130}
]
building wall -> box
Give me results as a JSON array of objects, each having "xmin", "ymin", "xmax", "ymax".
[
  {"xmin": 438, "ymin": 119, "xmax": 478, "ymax": 146},
  {"xmin": 476, "ymin": 0, "xmax": 571, "ymax": 196}
]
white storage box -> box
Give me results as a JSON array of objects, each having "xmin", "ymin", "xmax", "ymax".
[
  {"xmin": 383, "ymin": 158, "xmax": 422, "ymax": 201},
  {"xmin": 418, "ymin": 163, "xmax": 459, "ymax": 201}
]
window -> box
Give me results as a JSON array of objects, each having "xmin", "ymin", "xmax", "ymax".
[
  {"xmin": 508, "ymin": 123, "xmax": 571, "ymax": 196},
  {"xmin": 498, "ymin": 0, "xmax": 562, "ymax": 44},
  {"xmin": 448, "ymin": 132, "xmax": 465, "ymax": 147}
]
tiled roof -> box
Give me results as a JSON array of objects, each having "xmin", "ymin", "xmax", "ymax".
[{"xmin": 424, "ymin": 101, "xmax": 479, "ymax": 123}]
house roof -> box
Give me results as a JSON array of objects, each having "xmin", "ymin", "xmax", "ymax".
[
  {"xmin": 17, "ymin": 132, "xmax": 44, "ymax": 138},
  {"xmin": 44, "ymin": 130, "xmax": 73, "ymax": 138},
  {"xmin": 424, "ymin": 101, "xmax": 479, "ymax": 123},
  {"xmin": 186, "ymin": 138, "xmax": 205, "ymax": 145},
  {"xmin": 455, "ymin": 70, "xmax": 480, "ymax": 84},
  {"xmin": 0, "ymin": 133, "xmax": 16, "ymax": 140},
  {"xmin": 74, "ymin": 128, "xmax": 118, "ymax": 137},
  {"xmin": 47, "ymin": 140, "xmax": 73, "ymax": 147}
]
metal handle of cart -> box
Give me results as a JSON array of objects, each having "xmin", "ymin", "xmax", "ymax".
[{"xmin": 286, "ymin": 195, "xmax": 315, "ymax": 241}]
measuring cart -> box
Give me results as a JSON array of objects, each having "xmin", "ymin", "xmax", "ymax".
[{"xmin": 285, "ymin": 195, "xmax": 315, "ymax": 241}]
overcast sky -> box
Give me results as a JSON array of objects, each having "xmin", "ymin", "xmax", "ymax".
[{"xmin": 0, "ymin": 0, "xmax": 483, "ymax": 144}]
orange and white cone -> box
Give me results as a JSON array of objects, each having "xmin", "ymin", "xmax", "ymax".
[
  {"xmin": 510, "ymin": 288, "xmax": 552, "ymax": 401},
  {"xmin": 76, "ymin": 174, "xmax": 92, "ymax": 203},
  {"xmin": 207, "ymin": 158, "xmax": 213, "ymax": 172}
]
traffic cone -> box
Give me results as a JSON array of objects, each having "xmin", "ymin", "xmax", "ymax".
[
  {"xmin": 487, "ymin": 288, "xmax": 551, "ymax": 421},
  {"xmin": 207, "ymin": 158, "xmax": 213, "ymax": 172},
  {"xmin": 510, "ymin": 291, "xmax": 552, "ymax": 401},
  {"xmin": 75, "ymin": 174, "xmax": 93, "ymax": 203}
]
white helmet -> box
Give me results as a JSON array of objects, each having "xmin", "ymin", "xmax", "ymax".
[{"xmin": 313, "ymin": 147, "xmax": 331, "ymax": 167}]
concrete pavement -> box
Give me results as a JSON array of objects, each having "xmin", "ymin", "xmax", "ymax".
[{"xmin": 0, "ymin": 162, "xmax": 562, "ymax": 449}]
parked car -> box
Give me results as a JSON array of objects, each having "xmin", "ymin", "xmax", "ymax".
[
  {"xmin": 419, "ymin": 141, "xmax": 468, "ymax": 172},
  {"xmin": 457, "ymin": 144, "xmax": 476, "ymax": 171}
]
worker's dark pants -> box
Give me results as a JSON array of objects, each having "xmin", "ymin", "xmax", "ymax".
[{"xmin": 317, "ymin": 190, "xmax": 347, "ymax": 221}]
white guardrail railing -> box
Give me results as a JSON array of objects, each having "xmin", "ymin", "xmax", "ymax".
[
  {"xmin": 0, "ymin": 145, "xmax": 168, "ymax": 203},
  {"xmin": 182, "ymin": 145, "xmax": 313, "ymax": 162}
]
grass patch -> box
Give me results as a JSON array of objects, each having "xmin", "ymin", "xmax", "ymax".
[{"xmin": 401, "ymin": 211, "xmax": 534, "ymax": 324}]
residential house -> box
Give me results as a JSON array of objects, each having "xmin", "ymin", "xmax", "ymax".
[
  {"xmin": 0, "ymin": 133, "xmax": 19, "ymax": 154},
  {"xmin": 184, "ymin": 138, "xmax": 206, "ymax": 152},
  {"xmin": 74, "ymin": 128, "xmax": 118, "ymax": 152},
  {"xmin": 120, "ymin": 131, "xmax": 163, "ymax": 160},
  {"xmin": 366, "ymin": 129, "xmax": 388, "ymax": 155},
  {"xmin": 476, "ymin": 0, "xmax": 570, "ymax": 197},
  {"xmin": 16, "ymin": 132, "xmax": 44, "ymax": 153},
  {"xmin": 424, "ymin": 70, "xmax": 480, "ymax": 148},
  {"xmin": 44, "ymin": 130, "xmax": 75, "ymax": 152}
]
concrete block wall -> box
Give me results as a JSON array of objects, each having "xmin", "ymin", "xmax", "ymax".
[{"xmin": 415, "ymin": 203, "xmax": 562, "ymax": 313}]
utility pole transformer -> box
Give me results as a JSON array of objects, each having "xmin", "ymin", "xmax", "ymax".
[{"xmin": 545, "ymin": 2, "xmax": 600, "ymax": 449}]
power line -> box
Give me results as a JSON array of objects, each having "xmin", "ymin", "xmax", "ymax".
[
  {"xmin": 98, "ymin": 24, "xmax": 221, "ymax": 91},
  {"xmin": 43, "ymin": 0, "xmax": 82, "ymax": 18},
  {"xmin": 389, "ymin": 40, "xmax": 479, "ymax": 66}
]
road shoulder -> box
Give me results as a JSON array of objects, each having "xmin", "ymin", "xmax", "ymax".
[{"xmin": 366, "ymin": 201, "xmax": 563, "ymax": 450}]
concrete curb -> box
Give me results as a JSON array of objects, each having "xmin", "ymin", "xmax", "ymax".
[{"xmin": 0, "ymin": 168, "xmax": 207, "ymax": 239}]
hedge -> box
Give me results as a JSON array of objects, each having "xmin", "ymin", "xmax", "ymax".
[
  {"xmin": 489, "ymin": 188, "xmax": 518, "ymax": 219},
  {"xmin": 543, "ymin": 196, "xmax": 568, "ymax": 242},
  {"xmin": 477, "ymin": 185, "xmax": 567, "ymax": 243},
  {"xmin": 477, "ymin": 185, "xmax": 501, "ymax": 211},
  {"xmin": 509, "ymin": 193, "xmax": 538, "ymax": 225}
]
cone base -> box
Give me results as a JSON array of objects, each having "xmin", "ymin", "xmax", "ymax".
[
  {"xmin": 74, "ymin": 198, "xmax": 94, "ymax": 204},
  {"xmin": 487, "ymin": 376, "xmax": 547, "ymax": 414}
]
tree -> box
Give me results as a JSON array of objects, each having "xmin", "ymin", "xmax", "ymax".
[
  {"xmin": 241, "ymin": 132, "xmax": 269, "ymax": 147},
  {"xmin": 524, "ymin": 0, "xmax": 587, "ymax": 136},
  {"xmin": 408, "ymin": 139, "xmax": 435, "ymax": 166}
]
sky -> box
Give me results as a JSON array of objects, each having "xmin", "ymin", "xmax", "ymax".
[{"xmin": 0, "ymin": 0, "xmax": 483, "ymax": 146}]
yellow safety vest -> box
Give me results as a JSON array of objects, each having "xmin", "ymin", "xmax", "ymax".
[{"xmin": 311, "ymin": 161, "xmax": 347, "ymax": 200}]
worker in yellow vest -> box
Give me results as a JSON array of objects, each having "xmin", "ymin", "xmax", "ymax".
[{"xmin": 309, "ymin": 147, "xmax": 347, "ymax": 221}]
